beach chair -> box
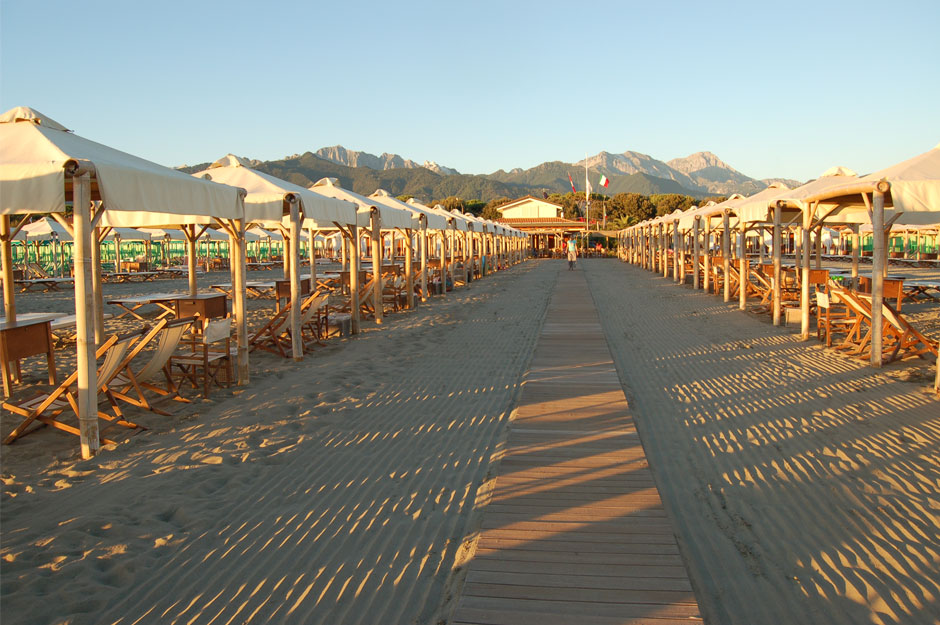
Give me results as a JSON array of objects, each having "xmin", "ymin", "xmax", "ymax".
[
  {"xmin": 382, "ymin": 276, "xmax": 406, "ymax": 313},
  {"xmin": 249, "ymin": 291, "xmax": 329, "ymax": 358},
  {"xmin": 2, "ymin": 330, "xmax": 147, "ymax": 445},
  {"xmin": 25, "ymin": 262, "xmax": 52, "ymax": 279},
  {"xmin": 171, "ymin": 317, "xmax": 234, "ymax": 398},
  {"xmin": 866, "ymin": 296, "xmax": 938, "ymax": 363},
  {"xmin": 816, "ymin": 288, "xmax": 856, "ymax": 347},
  {"xmin": 106, "ymin": 317, "xmax": 195, "ymax": 415}
]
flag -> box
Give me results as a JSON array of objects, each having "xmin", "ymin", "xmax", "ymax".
[
  {"xmin": 599, "ymin": 174, "xmax": 610, "ymax": 188},
  {"xmin": 542, "ymin": 190, "xmax": 549, "ymax": 199},
  {"xmin": 567, "ymin": 172, "xmax": 576, "ymax": 194}
]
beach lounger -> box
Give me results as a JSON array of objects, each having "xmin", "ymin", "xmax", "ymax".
[
  {"xmin": 2, "ymin": 330, "xmax": 147, "ymax": 445},
  {"xmin": 171, "ymin": 317, "xmax": 234, "ymax": 398},
  {"xmin": 14, "ymin": 277, "xmax": 74, "ymax": 292},
  {"xmin": 107, "ymin": 317, "xmax": 195, "ymax": 414}
]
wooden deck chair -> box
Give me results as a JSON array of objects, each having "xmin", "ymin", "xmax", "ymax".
[
  {"xmin": 250, "ymin": 291, "xmax": 328, "ymax": 358},
  {"xmin": 107, "ymin": 317, "xmax": 195, "ymax": 415},
  {"xmin": 2, "ymin": 330, "xmax": 147, "ymax": 445},
  {"xmin": 878, "ymin": 301, "xmax": 938, "ymax": 363},
  {"xmin": 172, "ymin": 317, "xmax": 233, "ymax": 398},
  {"xmin": 25, "ymin": 262, "xmax": 52, "ymax": 279},
  {"xmin": 300, "ymin": 292, "xmax": 330, "ymax": 348},
  {"xmin": 829, "ymin": 289, "xmax": 874, "ymax": 356},
  {"xmin": 382, "ymin": 276, "xmax": 405, "ymax": 313},
  {"xmin": 816, "ymin": 288, "xmax": 857, "ymax": 347}
]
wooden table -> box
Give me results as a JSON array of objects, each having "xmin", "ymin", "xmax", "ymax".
[
  {"xmin": 275, "ymin": 279, "xmax": 310, "ymax": 312},
  {"xmin": 174, "ymin": 293, "xmax": 228, "ymax": 320},
  {"xmin": 107, "ymin": 293, "xmax": 183, "ymax": 320},
  {"xmin": 0, "ymin": 315, "xmax": 59, "ymax": 397}
]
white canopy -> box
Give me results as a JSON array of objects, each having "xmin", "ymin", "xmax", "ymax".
[
  {"xmin": 308, "ymin": 178, "xmax": 414, "ymax": 230},
  {"xmin": 246, "ymin": 226, "xmax": 285, "ymax": 240},
  {"xmin": 806, "ymin": 143, "xmax": 940, "ymax": 225},
  {"xmin": 453, "ymin": 210, "xmax": 487, "ymax": 233},
  {"xmin": 737, "ymin": 171, "xmax": 856, "ymax": 224},
  {"xmin": 193, "ymin": 155, "xmax": 357, "ymax": 228},
  {"xmin": 20, "ymin": 216, "xmax": 73, "ymax": 241},
  {"xmin": 0, "ymin": 107, "xmax": 244, "ymax": 225},
  {"xmin": 369, "ymin": 190, "xmax": 447, "ymax": 230}
]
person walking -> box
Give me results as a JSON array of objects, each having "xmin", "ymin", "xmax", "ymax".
[{"xmin": 566, "ymin": 237, "xmax": 577, "ymax": 270}]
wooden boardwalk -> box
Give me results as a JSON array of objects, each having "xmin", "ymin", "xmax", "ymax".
[{"xmin": 452, "ymin": 267, "xmax": 704, "ymax": 625}]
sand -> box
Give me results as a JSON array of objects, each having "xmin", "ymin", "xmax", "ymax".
[
  {"xmin": 1, "ymin": 262, "xmax": 553, "ymax": 625},
  {"xmin": 585, "ymin": 259, "xmax": 940, "ymax": 625},
  {"xmin": 3, "ymin": 258, "xmax": 939, "ymax": 625}
]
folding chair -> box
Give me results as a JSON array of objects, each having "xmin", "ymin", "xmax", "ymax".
[
  {"xmin": 107, "ymin": 317, "xmax": 195, "ymax": 415},
  {"xmin": 172, "ymin": 317, "xmax": 233, "ymax": 398},
  {"xmin": 250, "ymin": 292, "xmax": 328, "ymax": 358},
  {"xmin": 3, "ymin": 330, "xmax": 146, "ymax": 445}
]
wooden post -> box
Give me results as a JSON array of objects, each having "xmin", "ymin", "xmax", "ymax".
[
  {"xmin": 800, "ymin": 217, "xmax": 811, "ymax": 340},
  {"xmin": 370, "ymin": 208, "xmax": 384, "ymax": 323},
  {"xmin": 2, "ymin": 215, "xmax": 16, "ymax": 320},
  {"xmin": 228, "ymin": 218, "xmax": 249, "ymax": 384},
  {"xmin": 722, "ymin": 212, "xmax": 731, "ymax": 302},
  {"xmin": 420, "ymin": 221, "xmax": 428, "ymax": 302},
  {"xmin": 739, "ymin": 220, "xmax": 748, "ymax": 310},
  {"xmin": 73, "ymin": 173, "xmax": 99, "ymax": 459},
  {"xmin": 404, "ymin": 227, "xmax": 414, "ymax": 309},
  {"xmin": 91, "ymin": 226, "xmax": 105, "ymax": 343},
  {"xmin": 815, "ymin": 226, "xmax": 823, "ymax": 269},
  {"xmin": 692, "ymin": 217, "xmax": 701, "ymax": 291},
  {"xmin": 185, "ymin": 226, "xmax": 198, "ymax": 296},
  {"xmin": 308, "ymin": 227, "xmax": 317, "ymax": 293},
  {"xmin": 660, "ymin": 223, "xmax": 667, "ymax": 278},
  {"xmin": 703, "ymin": 219, "xmax": 711, "ymax": 293},
  {"xmin": 288, "ymin": 199, "xmax": 303, "ymax": 360},
  {"xmin": 349, "ymin": 225, "xmax": 360, "ymax": 334},
  {"xmin": 773, "ymin": 204, "xmax": 782, "ymax": 326},
  {"xmin": 442, "ymin": 228, "xmax": 450, "ymax": 297},
  {"xmin": 871, "ymin": 186, "xmax": 888, "ymax": 367},
  {"xmin": 851, "ymin": 224, "xmax": 860, "ymax": 290}
]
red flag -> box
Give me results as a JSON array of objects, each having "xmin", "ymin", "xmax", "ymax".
[{"xmin": 568, "ymin": 172, "xmax": 576, "ymax": 194}]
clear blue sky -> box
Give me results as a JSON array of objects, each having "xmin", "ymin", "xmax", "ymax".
[{"xmin": 2, "ymin": 0, "xmax": 938, "ymax": 183}]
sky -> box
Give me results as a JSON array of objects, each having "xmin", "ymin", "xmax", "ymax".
[{"xmin": 2, "ymin": 0, "xmax": 939, "ymax": 184}]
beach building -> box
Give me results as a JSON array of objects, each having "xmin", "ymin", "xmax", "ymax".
[{"xmin": 495, "ymin": 196, "xmax": 586, "ymax": 256}]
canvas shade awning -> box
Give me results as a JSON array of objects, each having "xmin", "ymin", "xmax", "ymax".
[
  {"xmin": 308, "ymin": 178, "xmax": 413, "ymax": 229},
  {"xmin": 798, "ymin": 144, "xmax": 940, "ymax": 226},
  {"xmin": 370, "ymin": 190, "xmax": 447, "ymax": 230},
  {"xmin": 193, "ymin": 155, "xmax": 357, "ymax": 228},
  {"xmin": 0, "ymin": 106, "xmax": 247, "ymax": 459}
]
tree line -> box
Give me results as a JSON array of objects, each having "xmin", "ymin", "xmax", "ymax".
[{"xmin": 405, "ymin": 193, "xmax": 728, "ymax": 228}]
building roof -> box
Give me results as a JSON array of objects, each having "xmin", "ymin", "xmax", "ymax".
[
  {"xmin": 496, "ymin": 195, "xmax": 565, "ymax": 212},
  {"xmin": 497, "ymin": 217, "xmax": 586, "ymax": 230}
]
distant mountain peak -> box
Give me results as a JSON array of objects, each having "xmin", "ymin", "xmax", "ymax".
[
  {"xmin": 667, "ymin": 151, "xmax": 737, "ymax": 175},
  {"xmin": 314, "ymin": 145, "xmax": 458, "ymax": 175}
]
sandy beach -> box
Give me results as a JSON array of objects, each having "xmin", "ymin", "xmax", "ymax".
[{"xmin": 2, "ymin": 258, "xmax": 939, "ymax": 625}]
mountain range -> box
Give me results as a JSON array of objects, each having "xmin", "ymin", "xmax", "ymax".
[{"xmin": 181, "ymin": 146, "xmax": 802, "ymax": 203}]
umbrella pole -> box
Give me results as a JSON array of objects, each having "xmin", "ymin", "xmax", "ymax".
[
  {"xmin": 228, "ymin": 219, "xmax": 249, "ymax": 384},
  {"xmin": 420, "ymin": 223, "xmax": 428, "ymax": 302},
  {"xmin": 73, "ymin": 173, "xmax": 99, "ymax": 459},
  {"xmin": 1, "ymin": 216, "xmax": 15, "ymax": 320},
  {"xmin": 739, "ymin": 222, "xmax": 748, "ymax": 310},
  {"xmin": 349, "ymin": 226, "xmax": 360, "ymax": 334},
  {"xmin": 773, "ymin": 205, "xmax": 782, "ymax": 326},
  {"xmin": 404, "ymin": 227, "xmax": 414, "ymax": 308},
  {"xmin": 370, "ymin": 209, "xmax": 384, "ymax": 324},
  {"xmin": 308, "ymin": 227, "xmax": 317, "ymax": 293},
  {"xmin": 185, "ymin": 227, "xmax": 198, "ymax": 296},
  {"xmin": 288, "ymin": 200, "xmax": 303, "ymax": 361},
  {"xmin": 870, "ymin": 187, "xmax": 888, "ymax": 367}
]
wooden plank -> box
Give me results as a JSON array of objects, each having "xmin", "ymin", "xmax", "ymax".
[{"xmin": 452, "ymin": 269, "xmax": 703, "ymax": 624}]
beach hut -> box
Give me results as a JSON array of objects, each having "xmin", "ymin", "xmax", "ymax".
[
  {"xmin": 309, "ymin": 178, "xmax": 413, "ymax": 329},
  {"xmin": 192, "ymin": 156, "xmax": 357, "ymax": 358},
  {"xmin": 0, "ymin": 106, "xmax": 245, "ymax": 458},
  {"xmin": 791, "ymin": 143, "xmax": 940, "ymax": 369},
  {"xmin": 737, "ymin": 169, "xmax": 858, "ymax": 331},
  {"xmin": 369, "ymin": 191, "xmax": 447, "ymax": 304}
]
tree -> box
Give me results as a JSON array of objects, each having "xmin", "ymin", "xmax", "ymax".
[
  {"xmin": 396, "ymin": 194, "xmax": 414, "ymax": 203},
  {"xmin": 465, "ymin": 199, "xmax": 486, "ymax": 215},
  {"xmin": 608, "ymin": 193, "xmax": 654, "ymax": 225},
  {"xmin": 649, "ymin": 194, "xmax": 695, "ymax": 217},
  {"xmin": 434, "ymin": 196, "xmax": 466, "ymax": 212}
]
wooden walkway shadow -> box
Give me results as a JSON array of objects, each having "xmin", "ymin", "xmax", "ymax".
[{"xmin": 452, "ymin": 267, "xmax": 704, "ymax": 625}]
